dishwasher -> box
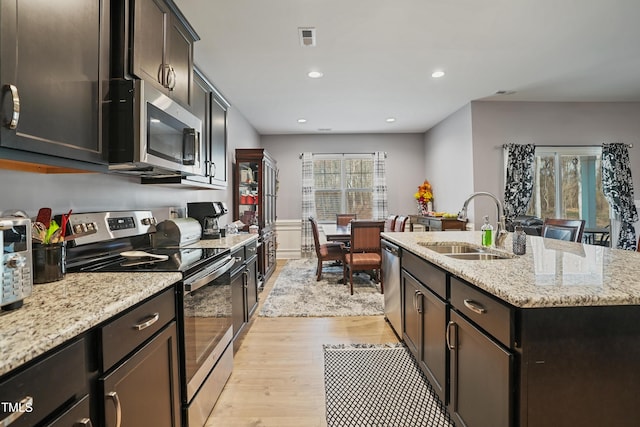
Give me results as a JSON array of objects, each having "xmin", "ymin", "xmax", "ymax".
[{"xmin": 382, "ymin": 240, "xmax": 401, "ymax": 336}]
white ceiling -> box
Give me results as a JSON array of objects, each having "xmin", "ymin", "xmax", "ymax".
[{"xmin": 175, "ymin": 0, "xmax": 640, "ymax": 135}]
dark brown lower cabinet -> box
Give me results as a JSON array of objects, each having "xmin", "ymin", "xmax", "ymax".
[
  {"xmin": 448, "ymin": 311, "xmax": 513, "ymax": 427},
  {"xmin": 101, "ymin": 322, "xmax": 180, "ymax": 427},
  {"xmin": 401, "ymin": 270, "xmax": 448, "ymax": 403},
  {"xmin": 231, "ymin": 251, "xmax": 259, "ymax": 340}
]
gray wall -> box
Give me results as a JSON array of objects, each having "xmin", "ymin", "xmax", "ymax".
[
  {"xmin": 0, "ymin": 107, "xmax": 260, "ymax": 225},
  {"xmin": 260, "ymin": 133, "xmax": 426, "ymax": 221},
  {"xmin": 424, "ymin": 104, "xmax": 474, "ymax": 216},
  {"xmin": 424, "ymin": 101, "xmax": 640, "ymax": 229}
]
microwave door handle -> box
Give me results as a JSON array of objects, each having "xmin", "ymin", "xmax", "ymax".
[{"xmin": 182, "ymin": 128, "xmax": 197, "ymax": 165}]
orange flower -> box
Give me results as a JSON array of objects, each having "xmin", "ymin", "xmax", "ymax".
[{"xmin": 414, "ymin": 179, "xmax": 433, "ymax": 203}]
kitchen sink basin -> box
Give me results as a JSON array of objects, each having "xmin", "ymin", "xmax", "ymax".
[
  {"xmin": 418, "ymin": 241, "xmax": 516, "ymax": 260},
  {"xmin": 445, "ymin": 252, "xmax": 514, "ymax": 260},
  {"xmin": 418, "ymin": 242, "xmax": 485, "ymax": 254}
]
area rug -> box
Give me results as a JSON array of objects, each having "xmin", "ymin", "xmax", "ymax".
[
  {"xmin": 323, "ymin": 343, "xmax": 454, "ymax": 427},
  {"xmin": 258, "ymin": 258, "xmax": 384, "ymax": 317}
]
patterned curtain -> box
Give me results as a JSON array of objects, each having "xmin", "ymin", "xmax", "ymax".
[
  {"xmin": 301, "ymin": 152, "xmax": 317, "ymax": 257},
  {"xmin": 372, "ymin": 152, "xmax": 388, "ymax": 220},
  {"xmin": 503, "ymin": 143, "xmax": 535, "ymax": 222},
  {"xmin": 601, "ymin": 143, "xmax": 638, "ymax": 250}
]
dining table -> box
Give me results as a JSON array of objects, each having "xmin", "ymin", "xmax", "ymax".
[{"xmin": 321, "ymin": 223, "xmax": 351, "ymax": 244}]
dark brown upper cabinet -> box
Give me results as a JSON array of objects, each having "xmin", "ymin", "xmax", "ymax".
[
  {"xmin": 128, "ymin": 0, "xmax": 199, "ymax": 109},
  {"xmin": 0, "ymin": 0, "xmax": 109, "ymax": 169}
]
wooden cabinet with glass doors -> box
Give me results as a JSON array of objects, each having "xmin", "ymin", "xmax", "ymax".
[{"xmin": 234, "ymin": 148, "xmax": 278, "ymax": 285}]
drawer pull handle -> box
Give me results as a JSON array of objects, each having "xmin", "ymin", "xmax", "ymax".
[
  {"xmin": 463, "ymin": 299, "xmax": 487, "ymax": 315},
  {"xmin": 73, "ymin": 418, "xmax": 94, "ymax": 427},
  {"xmin": 133, "ymin": 312, "xmax": 160, "ymax": 331},
  {"xmin": 0, "ymin": 396, "xmax": 32, "ymax": 426},
  {"xmin": 107, "ymin": 392, "xmax": 122, "ymax": 427},
  {"xmin": 446, "ymin": 321, "xmax": 456, "ymax": 350}
]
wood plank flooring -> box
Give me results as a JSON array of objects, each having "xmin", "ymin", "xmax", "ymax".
[{"xmin": 205, "ymin": 259, "xmax": 399, "ymax": 427}]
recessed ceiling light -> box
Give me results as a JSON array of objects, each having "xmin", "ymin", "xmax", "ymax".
[
  {"xmin": 307, "ymin": 71, "xmax": 324, "ymax": 79},
  {"xmin": 431, "ymin": 71, "xmax": 445, "ymax": 78},
  {"xmin": 386, "ymin": 117, "xmax": 396, "ymax": 123},
  {"xmin": 297, "ymin": 118, "xmax": 307, "ymax": 123}
]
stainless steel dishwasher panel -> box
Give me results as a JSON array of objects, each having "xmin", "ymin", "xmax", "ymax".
[{"xmin": 382, "ymin": 240, "xmax": 401, "ymax": 335}]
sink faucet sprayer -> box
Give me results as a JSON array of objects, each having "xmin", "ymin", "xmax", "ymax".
[{"xmin": 457, "ymin": 192, "xmax": 508, "ymax": 248}]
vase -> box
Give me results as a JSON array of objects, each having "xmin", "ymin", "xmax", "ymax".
[{"xmin": 417, "ymin": 201, "xmax": 429, "ymax": 216}]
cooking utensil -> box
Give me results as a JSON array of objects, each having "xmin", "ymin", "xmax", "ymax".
[
  {"xmin": 32, "ymin": 222, "xmax": 47, "ymax": 243},
  {"xmin": 36, "ymin": 207, "xmax": 52, "ymax": 228},
  {"xmin": 44, "ymin": 220, "xmax": 59, "ymax": 244},
  {"xmin": 60, "ymin": 209, "xmax": 72, "ymax": 238},
  {"xmin": 120, "ymin": 251, "xmax": 169, "ymax": 261}
]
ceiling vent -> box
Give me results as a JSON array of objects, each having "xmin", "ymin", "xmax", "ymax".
[{"xmin": 299, "ymin": 27, "xmax": 316, "ymax": 47}]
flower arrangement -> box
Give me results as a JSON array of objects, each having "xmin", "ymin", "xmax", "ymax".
[{"xmin": 414, "ymin": 180, "xmax": 433, "ymax": 215}]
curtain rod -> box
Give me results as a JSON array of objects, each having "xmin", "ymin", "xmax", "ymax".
[
  {"xmin": 501, "ymin": 143, "xmax": 633, "ymax": 148},
  {"xmin": 298, "ymin": 152, "xmax": 387, "ymax": 159}
]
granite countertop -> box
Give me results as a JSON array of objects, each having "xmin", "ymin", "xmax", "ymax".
[
  {"xmin": 0, "ymin": 233, "xmax": 258, "ymax": 378},
  {"xmin": 0, "ymin": 271, "xmax": 181, "ymax": 377},
  {"xmin": 187, "ymin": 233, "xmax": 258, "ymax": 251},
  {"xmin": 382, "ymin": 231, "xmax": 640, "ymax": 309}
]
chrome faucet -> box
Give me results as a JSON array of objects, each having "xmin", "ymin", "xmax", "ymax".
[{"xmin": 458, "ymin": 191, "xmax": 508, "ymax": 248}]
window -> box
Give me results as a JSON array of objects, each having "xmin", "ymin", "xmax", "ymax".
[
  {"xmin": 313, "ymin": 154, "xmax": 374, "ymax": 221},
  {"xmin": 526, "ymin": 146, "xmax": 610, "ymax": 227}
]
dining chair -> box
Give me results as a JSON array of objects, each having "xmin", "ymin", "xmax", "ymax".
[
  {"xmin": 393, "ymin": 216, "xmax": 408, "ymax": 232},
  {"xmin": 336, "ymin": 213, "xmax": 357, "ymax": 226},
  {"xmin": 343, "ymin": 220, "xmax": 385, "ymax": 295},
  {"xmin": 309, "ymin": 217, "xmax": 346, "ymax": 281},
  {"xmin": 541, "ymin": 218, "xmax": 586, "ymax": 243},
  {"xmin": 384, "ymin": 215, "xmax": 398, "ymax": 232}
]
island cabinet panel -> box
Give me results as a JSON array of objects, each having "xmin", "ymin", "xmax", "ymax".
[
  {"xmin": 450, "ymin": 277, "xmax": 514, "ymax": 348},
  {"xmin": 448, "ymin": 311, "xmax": 513, "ymax": 427},
  {"xmin": 517, "ymin": 306, "xmax": 640, "ymax": 427},
  {"xmin": 401, "ymin": 256, "xmax": 448, "ymax": 404},
  {"xmin": 0, "ymin": 0, "xmax": 108, "ymax": 167}
]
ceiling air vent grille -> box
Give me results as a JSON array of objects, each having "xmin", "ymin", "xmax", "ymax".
[{"xmin": 299, "ymin": 27, "xmax": 316, "ymax": 47}]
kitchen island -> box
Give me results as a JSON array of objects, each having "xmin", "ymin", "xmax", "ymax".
[{"xmin": 381, "ymin": 230, "xmax": 640, "ymax": 427}]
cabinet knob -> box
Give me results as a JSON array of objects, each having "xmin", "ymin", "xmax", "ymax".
[{"xmin": 73, "ymin": 418, "xmax": 94, "ymax": 427}]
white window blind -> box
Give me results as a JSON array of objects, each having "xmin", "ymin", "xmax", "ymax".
[{"xmin": 313, "ymin": 154, "xmax": 374, "ymax": 221}]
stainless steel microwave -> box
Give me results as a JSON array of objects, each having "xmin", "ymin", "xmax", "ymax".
[{"xmin": 107, "ymin": 79, "xmax": 202, "ymax": 177}]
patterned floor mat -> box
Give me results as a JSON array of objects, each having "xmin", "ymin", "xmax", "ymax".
[{"xmin": 324, "ymin": 343, "xmax": 454, "ymax": 427}]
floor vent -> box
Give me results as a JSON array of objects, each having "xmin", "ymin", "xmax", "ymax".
[{"xmin": 299, "ymin": 27, "xmax": 316, "ymax": 47}]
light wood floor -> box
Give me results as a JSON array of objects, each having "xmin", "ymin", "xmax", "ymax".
[{"xmin": 205, "ymin": 259, "xmax": 399, "ymax": 427}]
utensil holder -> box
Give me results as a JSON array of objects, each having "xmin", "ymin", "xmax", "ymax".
[{"xmin": 33, "ymin": 242, "xmax": 66, "ymax": 284}]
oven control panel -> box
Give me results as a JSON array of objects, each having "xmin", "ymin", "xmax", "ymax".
[{"xmin": 67, "ymin": 211, "xmax": 157, "ymax": 246}]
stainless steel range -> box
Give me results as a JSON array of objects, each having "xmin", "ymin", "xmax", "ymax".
[{"xmin": 66, "ymin": 210, "xmax": 236, "ymax": 427}]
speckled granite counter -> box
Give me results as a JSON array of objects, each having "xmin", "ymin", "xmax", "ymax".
[
  {"xmin": 0, "ymin": 271, "xmax": 181, "ymax": 377},
  {"xmin": 187, "ymin": 233, "xmax": 258, "ymax": 252},
  {"xmin": 381, "ymin": 231, "xmax": 640, "ymax": 308},
  {"xmin": 0, "ymin": 234, "xmax": 258, "ymax": 378}
]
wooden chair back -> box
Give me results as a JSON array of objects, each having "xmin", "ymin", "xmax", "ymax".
[
  {"xmin": 393, "ymin": 216, "xmax": 408, "ymax": 232},
  {"xmin": 384, "ymin": 215, "xmax": 397, "ymax": 232},
  {"xmin": 309, "ymin": 216, "xmax": 323, "ymax": 255},
  {"xmin": 336, "ymin": 213, "xmax": 357, "ymax": 226},
  {"xmin": 541, "ymin": 218, "xmax": 586, "ymax": 243},
  {"xmin": 349, "ymin": 220, "xmax": 385, "ymax": 253}
]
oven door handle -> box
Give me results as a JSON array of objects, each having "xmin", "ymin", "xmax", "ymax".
[{"xmin": 184, "ymin": 256, "xmax": 235, "ymax": 293}]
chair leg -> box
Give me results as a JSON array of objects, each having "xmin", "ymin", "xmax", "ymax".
[
  {"xmin": 317, "ymin": 259, "xmax": 322, "ymax": 281},
  {"xmin": 379, "ymin": 268, "xmax": 384, "ymax": 294},
  {"xmin": 349, "ymin": 269, "xmax": 354, "ymax": 295}
]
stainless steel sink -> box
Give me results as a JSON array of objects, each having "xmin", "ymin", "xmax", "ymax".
[
  {"xmin": 445, "ymin": 253, "xmax": 514, "ymax": 260},
  {"xmin": 418, "ymin": 242, "xmax": 485, "ymax": 254},
  {"xmin": 418, "ymin": 241, "xmax": 516, "ymax": 260}
]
